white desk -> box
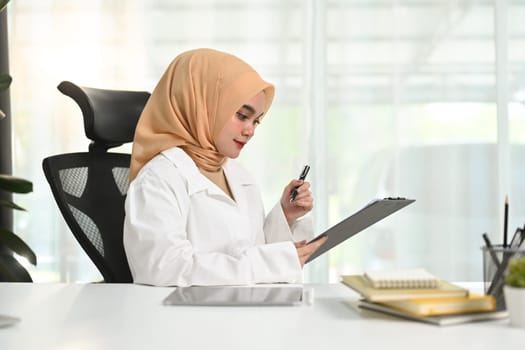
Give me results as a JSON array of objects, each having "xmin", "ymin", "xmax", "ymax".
[{"xmin": 0, "ymin": 283, "xmax": 522, "ymax": 350}]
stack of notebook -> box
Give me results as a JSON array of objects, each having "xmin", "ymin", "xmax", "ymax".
[{"xmin": 342, "ymin": 268, "xmax": 508, "ymax": 326}]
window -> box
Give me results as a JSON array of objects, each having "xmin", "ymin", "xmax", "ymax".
[{"xmin": 9, "ymin": 0, "xmax": 524, "ymax": 283}]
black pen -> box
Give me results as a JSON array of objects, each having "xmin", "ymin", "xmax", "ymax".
[
  {"xmin": 290, "ymin": 165, "xmax": 310, "ymax": 202},
  {"xmin": 482, "ymin": 233, "xmax": 501, "ymax": 299},
  {"xmin": 509, "ymin": 227, "xmax": 523, "ymax": 248},
  {"xmin": 503, "ymin": 195, "xmax": 509, "ymax": 247},
  {"xmin": 482, "ymin": 233, "xmax": 501, "ymax": 270}
]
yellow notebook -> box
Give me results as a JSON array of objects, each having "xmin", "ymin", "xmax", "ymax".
[
  {"xmin": 357, "ymin": 300, "xmax": 508, "ymax": 326},
  {"xmin": 341, "ymin": 275, "xmax": 469, "ymax": 302},
  {"xmin": 377, "ymin": 293, "xmax": 496, "ymax": 316}
]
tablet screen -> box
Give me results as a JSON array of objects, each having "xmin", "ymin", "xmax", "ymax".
[{"xmin": 162, "ymin": 285, "xmax": 304, "ymax": 306}]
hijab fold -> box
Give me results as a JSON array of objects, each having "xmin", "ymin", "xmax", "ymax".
[{"xmin": 129, "ymin": 48, "xmax": 275, "ymax": 182}]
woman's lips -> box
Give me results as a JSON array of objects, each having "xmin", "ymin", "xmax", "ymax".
[{"xmin": 234, "ymin": 140, "xmax": 246, "ymax": 149}]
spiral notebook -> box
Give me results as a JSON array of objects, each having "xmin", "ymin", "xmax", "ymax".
[
  {"xmin": 364, "ymin": 268, "xmax": 439, "ymax": 289},
  {"xmin": 341, "ymin": 274, "xmax": 468, "ymax": 302}
]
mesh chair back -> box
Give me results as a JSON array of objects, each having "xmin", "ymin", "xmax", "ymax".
[
  {"xmin": 43, "ymin": 153, "xmax": 133, "ymax": 282},
  {"xmin": 43, "ymin": 81, "xmax": 150, "ymax": 283}
]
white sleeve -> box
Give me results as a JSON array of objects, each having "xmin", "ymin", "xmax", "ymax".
[
  {"xmin": 124, "ymin": 168, "xmax": 302, "ymax": 287},
  {"xmin": 263, "ymin": 203, "xmax": 314, "ymax": 243}
]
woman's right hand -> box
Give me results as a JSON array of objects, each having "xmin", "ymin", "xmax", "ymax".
[{"xmin": 294, "ymin": 236, "xmax": 328, "ymax": 267}]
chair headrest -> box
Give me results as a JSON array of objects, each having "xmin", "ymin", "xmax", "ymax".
[{"xmin": 57, "ymin": 81, "xmax": 151, "ymax": 153}]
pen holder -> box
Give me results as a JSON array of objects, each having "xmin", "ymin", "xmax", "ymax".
[{"xmin": 481, "ymin": 245, "xmax": 525, "ymax": 310}]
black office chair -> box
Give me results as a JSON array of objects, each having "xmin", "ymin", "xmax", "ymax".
[{"xmin": 42, "ymin": 81, "xmax": 150, "ymax": 283}]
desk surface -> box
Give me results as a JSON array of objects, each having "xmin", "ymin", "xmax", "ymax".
[{"xmin": 0, "ymin": 283, "xmax": 523, "ymax": 350}]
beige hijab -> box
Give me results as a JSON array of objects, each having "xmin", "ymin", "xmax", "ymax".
[{"xmin": 129, "ymin": 48, "xmax": 275, "ymax": 182}]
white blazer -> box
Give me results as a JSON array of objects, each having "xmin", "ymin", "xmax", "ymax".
[{"xmin": 124, "ymin": 147, "xmax": 313, "ymax": 286}]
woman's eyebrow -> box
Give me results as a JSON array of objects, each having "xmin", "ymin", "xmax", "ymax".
[{"xmin": 240, "ymin": 104, "xmax": 256, "ymax": 114}]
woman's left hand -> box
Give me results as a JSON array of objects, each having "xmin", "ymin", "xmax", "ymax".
[{"xmin": 280, "ymin": 179, "xmax": 313, "ymax": 226}]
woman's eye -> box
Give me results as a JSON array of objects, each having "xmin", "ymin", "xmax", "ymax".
[
  {"xmin": 253, "ymin": 119, "xmax": 261, "ymax": 125},
  {"xmin": 236, "ymin": 112, "xmax": 249, "ymax": 120}
]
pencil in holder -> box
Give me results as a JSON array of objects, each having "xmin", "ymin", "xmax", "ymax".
[{"xmin": 481, "ymin": 244, "xmax": 525, "ymax": 309}]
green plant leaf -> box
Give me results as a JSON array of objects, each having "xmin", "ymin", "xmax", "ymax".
[
  {"xmin": 0, "ymin": 74, "xmax": 12, "ymax": 90},
  {"xmin": 0, "ymin": 199, "xmax": 26, "ymax": 211},
  {"xmin": 0, "ymin": 228, "xmax": 37, "ymax": 265},
  {"xmin": 0, "ymin": 175, "xmax": 33, "ymax": 193},
  {"xmin": 505, "ymin": 257, "xmax": 525, "ymax": 287}
]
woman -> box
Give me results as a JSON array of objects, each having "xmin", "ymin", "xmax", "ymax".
[{"xmin": 124, "ymin": 48, "xmax": 326, "ymax": 286}]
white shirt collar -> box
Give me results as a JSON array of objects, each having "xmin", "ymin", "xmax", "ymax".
[{"xmin": 160, "ymin": 147, "xmax": 256, "ymax": 198}]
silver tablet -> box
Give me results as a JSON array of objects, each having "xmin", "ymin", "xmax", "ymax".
[{"xmin": 162, "ymin": 285, "xmax": 304, "ymax": 306}]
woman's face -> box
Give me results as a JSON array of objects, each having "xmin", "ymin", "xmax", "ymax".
[{"xmin": 215, "ymin": 91, "xmax": 266, "ymax": 158}]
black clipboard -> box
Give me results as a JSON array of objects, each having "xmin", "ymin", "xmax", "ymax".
[{"xmin": 305, "ymin": 197, "xmax": 415, "ymax": 264}]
